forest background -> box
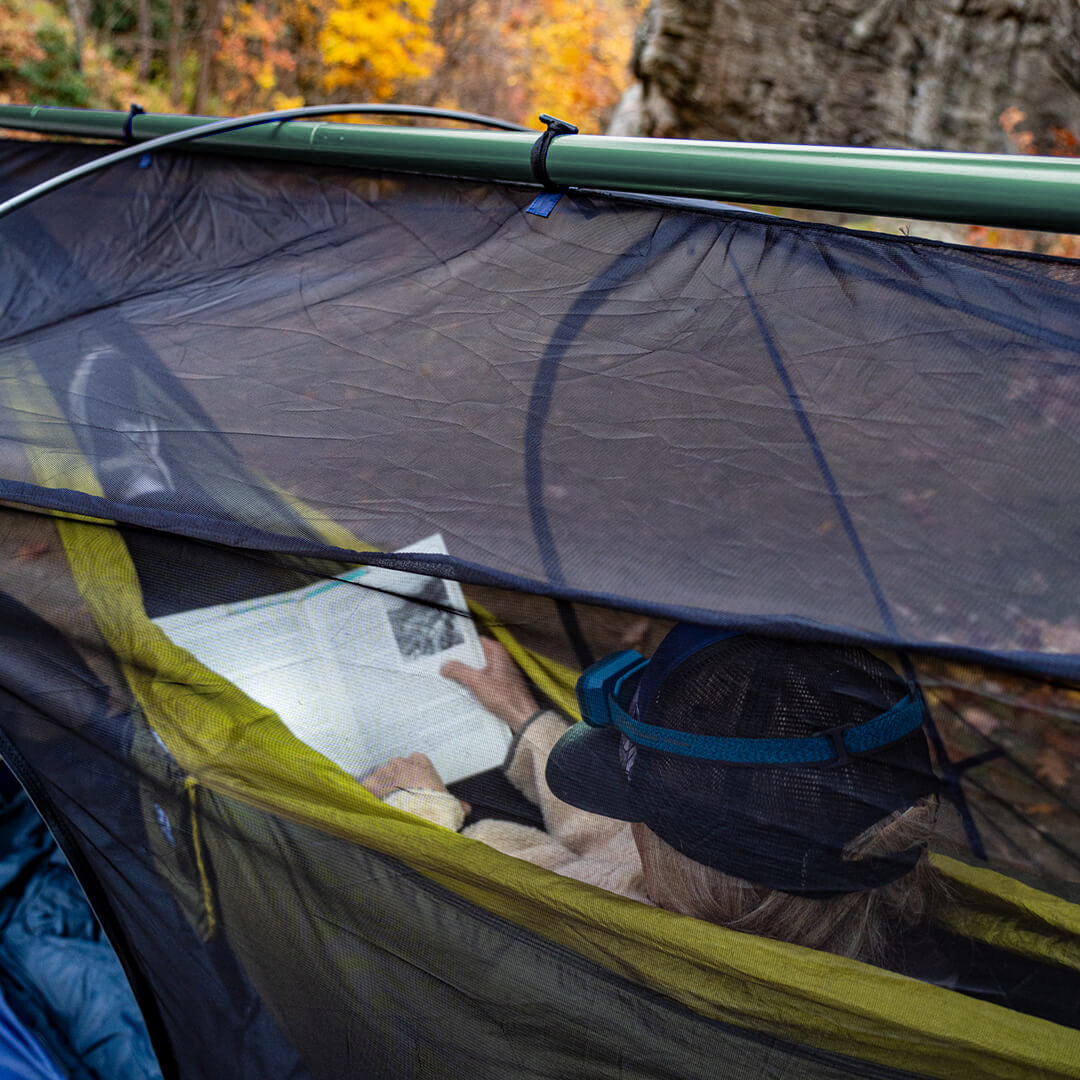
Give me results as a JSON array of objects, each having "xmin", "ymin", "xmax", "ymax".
[
  {"xmin": 5, "ymin": 0, "xmax": 1080, "ymax": 262},
  {"xmin": 0, "ymin": 0, "xmax": 645, "ymax": 135}
]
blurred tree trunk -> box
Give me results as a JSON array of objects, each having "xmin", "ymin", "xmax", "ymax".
[
  {"xmin": 608, "ymin": 0, "xmax": 1080, "ymax": 153},
  {"xmin": 286, "ymin": 0, "xmax": 326, "ymax": 105},
  {"xmin": 138, "ymin": 0, "xmax": 152, "ymax": 79},
  {"xmin": 65, "ymin": 0, "xmax": 88, "ymax": 71},
  {"xmin": 193, "ymin": 0, "xmax": 220, "ymax": 113},
  {"xmin": 168, "ymin": 0, "xmax": 184, "ymax": 106},
  {"xmin": 426, "ymin": 0, "xmax": 508, "ymax": 118}
]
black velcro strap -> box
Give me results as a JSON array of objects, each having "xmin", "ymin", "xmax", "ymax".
[
  {"xmin": 530, "ymin": 114, "xmax": 579, "ymax": 191},
  {"xmin": 122, "ymin": 103, "xmax": 146, "ymax": 144}
]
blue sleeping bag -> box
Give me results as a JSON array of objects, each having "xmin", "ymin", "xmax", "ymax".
[
  {"xmin": 0, "ymin": 771, "xmax": 161, "ymax": 1080},
  {"xmin": 0, "ymin": 981, "xmax": 63, "ymax": 1080}
]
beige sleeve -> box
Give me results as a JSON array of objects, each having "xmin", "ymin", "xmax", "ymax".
[
  {"xmin": 503, "ymin": 710, "xmax": 629, "ymax": 856},
  {"xmin": 382, "ymin": 788, "xmax": 466, "ymax": 832}
]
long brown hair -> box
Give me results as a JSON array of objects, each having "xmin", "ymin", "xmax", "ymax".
[{"xmin": 633, "ymin": 798, "xmax": 947, "ymax": 965}]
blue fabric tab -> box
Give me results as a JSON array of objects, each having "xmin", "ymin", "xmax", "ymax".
[
  {"xmin": 526, "ymin": 192, "xmax": 562, "ymax": 217},
  {"xmin": 610, "ymin": 694, "xmax": 921, "ymax": 765}
]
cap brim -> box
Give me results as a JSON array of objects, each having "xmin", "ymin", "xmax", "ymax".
[{"xmin": 544, "ymin": 722, "xmax": 638, "ymax": 821}]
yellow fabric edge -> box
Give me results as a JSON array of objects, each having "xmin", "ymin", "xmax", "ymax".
[
  {"xmin": 185, "ymin": 778, "xmax": 218, "ymax": 940},
  {"xmin": 932, "ymin": 853, "xmax": 1080, "ymax": 973},
  {"xmin": 263, "ymin": 481, "xmax": 379, "ymax": 554},
  {"xmin": 7, "ymin": 368, "xmax": 1079, "ymax": 1080}
]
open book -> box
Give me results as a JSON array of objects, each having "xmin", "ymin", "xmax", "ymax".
[{"xmin": 152, "ymin": 534, "xmax": 512, "ymax": 784}]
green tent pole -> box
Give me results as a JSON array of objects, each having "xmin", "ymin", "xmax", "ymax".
[{"xmin": 2, "ymin": 103, "xmax": 1080, "ymax": 232}]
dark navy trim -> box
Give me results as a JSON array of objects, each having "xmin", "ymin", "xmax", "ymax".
[
  {"xmin": 728, "ymin": 256, "xmax": 897, "ymax": 637},
  {"xmin": 556, "ymin": 600, "xmax": 596, "ymax": 671},
  {"xmin": 815, "ymin": 246, "xmax": 1080, "ymax": 359},
  {"xmin": 955, "ymin": 747, "xmax": 1007, "ymax": 773}
]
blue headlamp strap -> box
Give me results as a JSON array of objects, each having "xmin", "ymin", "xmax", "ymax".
[{"xmin": 576, "ymin": 650, "xmax": 923, "ymax": 767}]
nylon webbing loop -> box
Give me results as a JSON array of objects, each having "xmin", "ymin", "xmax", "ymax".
[{"xmin": 607, "ymin": 694, "xmax": 924, "ymax": 766}]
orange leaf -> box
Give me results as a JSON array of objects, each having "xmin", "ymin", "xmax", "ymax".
[
  {"xmin": 1035, "ymin": 747, "xmax": 1072, "ymax": 789},
  {"xmin": 1000, "ymin": 106, "xmax": 1025, "ymax": 134}
]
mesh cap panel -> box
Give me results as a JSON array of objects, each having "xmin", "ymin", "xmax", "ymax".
[{"xmin": 629, "ymin": 637, "xmax": 939, "ymax": 894}]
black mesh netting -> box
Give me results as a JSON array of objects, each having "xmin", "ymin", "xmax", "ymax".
[
  {"xmin": 2, "ymin": 136, "xmax": 1080, "ymax": 675},
  {"xmin": 1, "ymin": 134, "xmax": 1080, "ymax": 1078}
]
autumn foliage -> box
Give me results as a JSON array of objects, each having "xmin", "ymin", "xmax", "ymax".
[
  {"xmin": 217, "ymin": 2, "xmax": 298, "ymax": 110},
  {"xmin": 321, "ymin": 0, "xmax": 441, "ymax": 101},
  {"xmin": 0, "ymin": 0, "xmax": 644, "ymax": 133},
  {"xmin": 964, "ymin": 107, "xmax": 1080, "ymax": 259}
]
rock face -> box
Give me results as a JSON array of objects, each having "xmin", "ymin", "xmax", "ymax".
[{"xmin": 608, "ymin": 0, "xmax": 1080, "ymax": 153}]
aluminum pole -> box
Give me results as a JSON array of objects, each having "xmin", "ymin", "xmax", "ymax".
[{"xmin": 2, "ymin": 104, "xmax": 1080, "ymax": 232}]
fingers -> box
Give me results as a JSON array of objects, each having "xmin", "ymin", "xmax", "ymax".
[
  {"xmin": 440, "ymin": 660, "xmax": 484, "ymax": 697},
  {"xmin": 440, "ymin": 636, "xmax": 540, "ymax": 733},
  {"xmin": 361, "ymin": 757, "xmax": 398, "ymax": 798},
  {"xmin": 480, "ymin": 636, "xmax": 509, "ymax": 664},
  {"xmin": 360, "ymin": 761, "xmax": 393, "ymax": 798},
  {"xmin": 441, "ymin": 637, "xmax": 510, "ymax": 684},
  {"xmin": 440, "ymin": 658, "xmax": 470, "ymax": 681},
  {"xmin": 362, "ymin": 753, "xmax": 435, "ymax": 798}
]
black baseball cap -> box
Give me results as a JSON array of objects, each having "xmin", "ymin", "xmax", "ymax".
[{"xmin": 545, "ymin": 625, "xmax": 939, "ymax": 896}]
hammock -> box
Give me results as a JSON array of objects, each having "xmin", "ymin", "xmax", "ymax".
[{"xmin": 0, "ymin": 127, "xmax": 1079, "ymax": 1079}]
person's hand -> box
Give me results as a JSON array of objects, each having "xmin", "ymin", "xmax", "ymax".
[
  {"xmin": 362, "ymin": 752, "xmax": 449, "ymax": 799},
  {"xmin": 442, "ymin": 637, "xmax": 540, "ymax": 734}
]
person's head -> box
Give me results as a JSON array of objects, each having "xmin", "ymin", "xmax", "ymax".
[{"xmin": 546, "ymin": 626, "xmax": 942, "ymax": 963}]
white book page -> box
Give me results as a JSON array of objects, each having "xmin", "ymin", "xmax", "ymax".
[{"xmin": 152, "ymin": 534, "xmax": 511, "ymax": 784}]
